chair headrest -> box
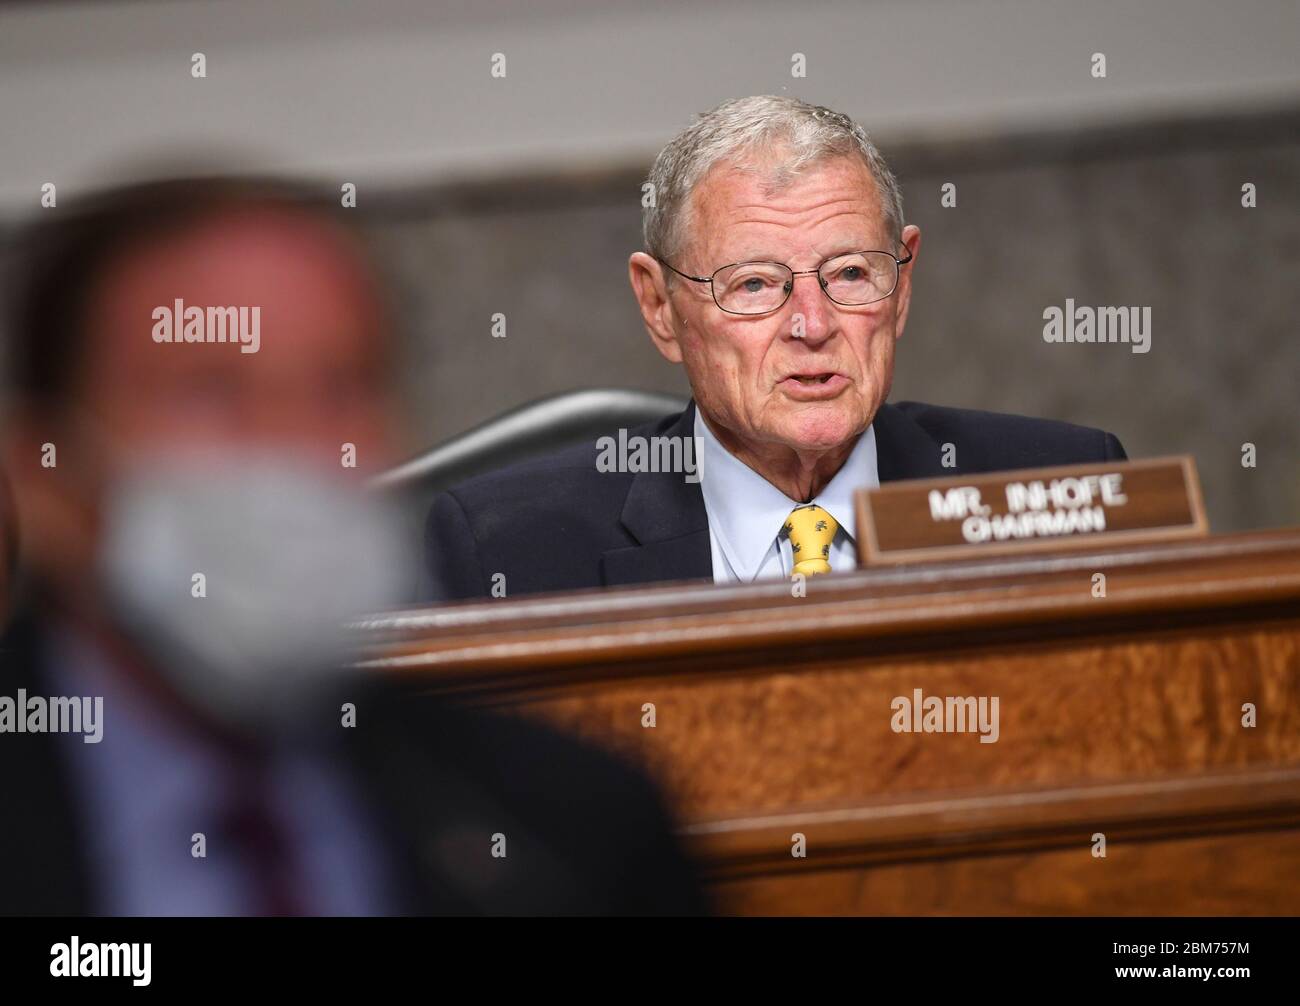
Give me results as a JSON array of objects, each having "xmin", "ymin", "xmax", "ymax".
[{"xmin": 373, "ymin": 387, "xmax": 688, "ymax": 496}]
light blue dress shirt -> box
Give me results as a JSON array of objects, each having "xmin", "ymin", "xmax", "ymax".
[{"xmin": 694, "ymin": 409, "xmax": 880, "ymax": 584}]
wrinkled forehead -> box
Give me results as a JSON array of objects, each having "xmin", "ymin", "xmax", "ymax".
[{"xmin": 684, "ymin": 152, "xmax": 887, "ymax": 265}]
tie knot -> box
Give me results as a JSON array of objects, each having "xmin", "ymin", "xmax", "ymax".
[{"xmin": 784, "ymin": 504, "xmax": 839, "ymax": 576}]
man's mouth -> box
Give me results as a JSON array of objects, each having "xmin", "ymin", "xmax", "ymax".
[
  {"xmin": 777, "ymin": 372, "xmax": 850, "ymax": 398},
  {"xmin": 789, "ymin": 373, "xmax": 836, "ymax": 385}
]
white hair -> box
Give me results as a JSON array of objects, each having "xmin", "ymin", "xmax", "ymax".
[{"xmin": 643, "ymin": 95, "xmax": 905, "ymax": 266}]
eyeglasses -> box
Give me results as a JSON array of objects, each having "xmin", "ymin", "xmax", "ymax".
[{"xmin": 658, "ymin": 247, "xmax": 913, "ymax": 316}]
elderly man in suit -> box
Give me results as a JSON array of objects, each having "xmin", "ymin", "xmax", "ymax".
[{"xmin": 425, "ymin": 95, "xmax": 1126, "ymax": 599}]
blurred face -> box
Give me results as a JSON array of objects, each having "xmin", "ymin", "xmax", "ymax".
[
  {"xmin": 81, "ymin": 208, "xmax": 399, "ymax": 473},
  {"xmin": 4, "ymin": 207, "xmax": 402, "ymax": 605},
  {"xmin": 632, "ymin": 154, "xmax": 920, "ymax": 474}
]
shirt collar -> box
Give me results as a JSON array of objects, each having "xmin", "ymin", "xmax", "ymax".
[{"xmin": 694, "ymin": 409, "xmax": 879, "ymax": 582}]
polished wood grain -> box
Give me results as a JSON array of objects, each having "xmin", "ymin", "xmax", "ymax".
[
  {"xmin": 355, "ymin": 528, "xmax": 1300, "ymax": 914},
  {"xmin": 685, "ymin": 765, "xmax": 1300, "ymax": 871},
  {"xmin": 710, "ymin": 827, "xmax": 1300, "ymax": 915},
  {"xmin": 698, "ymin": 765, "xmax": 1300, "ymax": 914},
  {"xmin": 358, "ymin": 528, "xmax": 1299, "ymax": 678}
]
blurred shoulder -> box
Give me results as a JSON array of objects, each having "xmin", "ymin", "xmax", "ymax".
[{"xmin": 348, "ymin": 681, "xmax": 706, "ymax": 914}]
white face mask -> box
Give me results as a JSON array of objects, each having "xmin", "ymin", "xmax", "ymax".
[{"xmin": 98, "ymin": 452, "xmax": 413, "ymax": 734}]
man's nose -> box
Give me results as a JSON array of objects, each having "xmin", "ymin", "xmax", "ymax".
[{"xmin": 784, "ymin": 272, "xmax": 833, "ymax": 345}]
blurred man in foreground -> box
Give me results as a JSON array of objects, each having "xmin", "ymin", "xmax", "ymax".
[{"xmin": 0, "ymin": 178, "xmax": 702, "ymax": 915}]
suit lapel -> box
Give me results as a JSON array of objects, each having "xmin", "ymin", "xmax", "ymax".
[
  {"xmin": 599, "ymin": 401, "xmax": 945, "ymax": 588},
  {"xmin": 601, "ymin": 403, "xmax": 714, "ymax": 588},
  {"xmin": 872, "ymin": 401, "xmax": 949, "ymax": 482}
]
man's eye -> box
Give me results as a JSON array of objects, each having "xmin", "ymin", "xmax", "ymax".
[
  {"xmin": 733, "ymin": 274, "xmax": 778, "ymax": 294},
  {"xmin": 838, "ymin": 266, "xmax": 866, "ymax": 282}
]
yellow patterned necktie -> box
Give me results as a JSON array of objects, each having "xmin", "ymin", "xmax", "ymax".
[{"xmin": 784, "ymin": 504, "xmax": 840, "ymax": 576}]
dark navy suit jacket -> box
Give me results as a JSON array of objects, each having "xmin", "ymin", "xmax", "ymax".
[{"xmin": 424, "ymin": 400, "xmax": 1127, "ymax": 601}]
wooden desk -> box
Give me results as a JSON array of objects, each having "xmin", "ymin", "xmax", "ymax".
[{"xmin": 357, "ymin": 529, "xmax": 1300, "ymax": 914}]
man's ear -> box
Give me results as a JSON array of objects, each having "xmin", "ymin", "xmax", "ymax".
[
  {"xmin": 628, "ymin": 252, "xmax": 683, "ymax": 364},
  {"xmin": 892, "ymin": 224, "xmax": 922, "ymax": 340}
]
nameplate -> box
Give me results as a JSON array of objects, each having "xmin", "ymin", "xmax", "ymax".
[{"xmin": 855, "ymin": 456, "xmax": 1206, "ymax": 565}]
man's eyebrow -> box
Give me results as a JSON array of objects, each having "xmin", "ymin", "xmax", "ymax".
[
  {"xmin": 712, "ymin": 248, "xmax": 779, "ymax": 264},
  {"xmin": 821, "ymin": 244, "xmax": 875, "ymax": 260},
  {"xmin": 721, "ymin": 243, "xmax": 876, "ymax": 265}
]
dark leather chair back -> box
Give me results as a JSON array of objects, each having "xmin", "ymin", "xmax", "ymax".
[{"xmin": 373, "ymin": 387, "xmax": 688, "ymax": 500}]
